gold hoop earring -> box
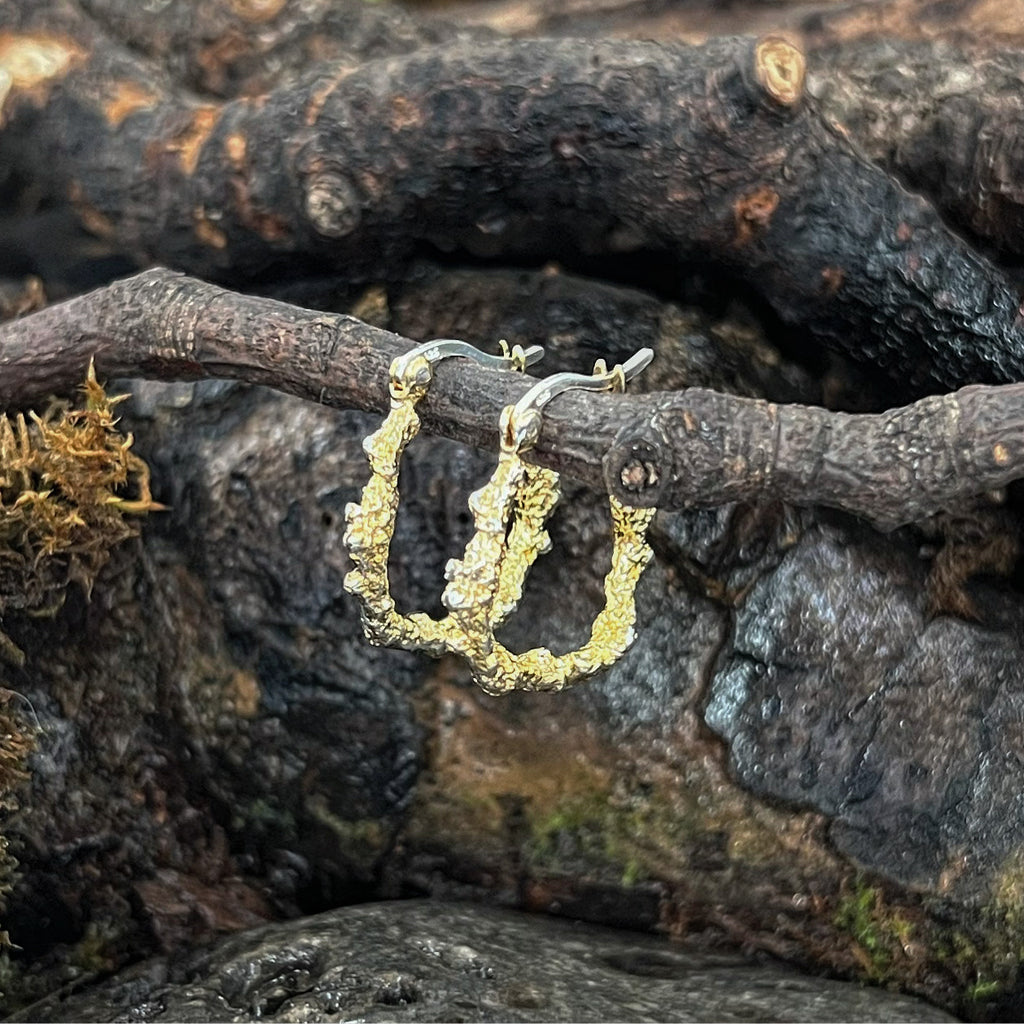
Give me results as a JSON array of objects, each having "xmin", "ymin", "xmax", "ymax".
[
  {"xmin": 343, "ymin": 339, "xmax": 544, "ymax": 653},
  {"xmin": 442, "ymin": 349, "xmax": 657, "ymax": 695}
]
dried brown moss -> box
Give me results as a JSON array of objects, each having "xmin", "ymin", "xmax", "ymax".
[{"xmin": 0, "ymin": 363, "xmax": 162, "ymax": 664}]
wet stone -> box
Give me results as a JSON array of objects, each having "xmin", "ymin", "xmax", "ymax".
[{"xmin": 13, "ymin": 900, "xmax": 955, "ymax": 1023}]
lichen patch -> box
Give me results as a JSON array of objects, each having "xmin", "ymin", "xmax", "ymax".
[
  {"xmin": 104, "ymin": 80, "xmax": 158, "ymax": 127},
  {"xmin": 171, "ymin": 106, "xmax": 219, "ymax": 176},
  {"xmin": 733, "ymin": 186, "xmax": 780, "ymax": 246}
]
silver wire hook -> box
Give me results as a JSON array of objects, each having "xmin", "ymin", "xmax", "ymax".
[
  {"xmin": 502, "ymin": 347, "xmax": 654, "ymax": 452},
  {"xmin": 391, "ymin": 339, "xmax": 545, "ymax": 386}
]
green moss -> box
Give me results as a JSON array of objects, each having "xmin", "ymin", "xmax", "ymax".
[
  {"xmin": 965, "ymin": 977, "xmax": 1002, "ymax": 1002},
  {"xmin": 833, "ymin": 878, "xmax": 915, "ymax": 983},
  {"xmin": 235, "ymin": 797, "xmax": 297, "ymax": 836},
  {"xmin": 529, "ymin": 791, "xmax": 652, "ymax": 882},
  {"xmin": 305, "ymin": 794, "xmax": 388, "ymax": 873},
  {"xmin": 0, "ymin": 951, "xmax": 42, "ymax": 1015},
  {"xmin": 525, "ymin": 782, "xmax": 720, "ymax": 889},
  {"xmin": 621, "ymin": 858, "xmax": 642, "ymax": 888},
  {"xmin": 930, "ymin": 850, "xmax": 1024, "ymax": 1013},
  {"xmin": 991, "ymin": 849, "xmax": 1024, "ymax": 948},
  {"xmin": 0, "ymin": 919, "xmax": 121, "ymax": 1014},
  {"xmin": 524, "ymin": 766, "xmax": 821, "ymax": 893},
  {"xmin": 936, "ymin": 929, "xmax": 1013, "ymax": 1016},
  {"xmin": 0, "ymin": 690, "xmax": 36, "ymax": 974},
  {"xmin": 68, "ymin": 920, "xmax": 120, "ymax": 975}
]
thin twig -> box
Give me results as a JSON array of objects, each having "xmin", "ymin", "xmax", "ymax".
[{"xmin": 1, "ymin": 268, "xmax": 1022, "ymax": 531}]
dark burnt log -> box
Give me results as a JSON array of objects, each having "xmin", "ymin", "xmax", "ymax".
[
  {"xmin": 807, "ymin": 38, "xmax": 1024, "ymax": 263},
  {"xmin": 76, "ymin": 0, "xmax": 461, "ymax": 98},
  {"xmin": 2, "ymin": 7, "xmax": 1024, "ymax": 395},
  {"xmin": 802, "ymin": 0, "xmax": 1024, "ymax": 48},
  {"xmin": 1, "ymin": 267, "xmax": 1024, "ymax": 532},
  {"xmin": 401, "ymin": 0, "xmax": 853, "ymax": 44}
]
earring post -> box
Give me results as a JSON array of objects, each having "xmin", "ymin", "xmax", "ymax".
[
  {"xmin": 504, "ymin": 346, "xmax": 654, "ymax": 452},
  {"xmin": 391, "ymin": 339, "xmax": 544, "ymax": 381}
]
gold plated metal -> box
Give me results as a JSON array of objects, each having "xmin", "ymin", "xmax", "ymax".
[
  {"xmin": 343, "ymin": 339, "xmax": 544, "ymax": 653},
  {"xmin": 442, "ymin": 349, "xmax": 657, "ymax": 695}
]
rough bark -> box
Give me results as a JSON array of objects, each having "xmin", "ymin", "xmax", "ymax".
[
  {"xmin": 76, "ymin": 0, "xmax": 461, "ymax": 98},
  {"xmin": 807, "ymin": 38, "xmax": 1024, "ymax": 263},
  {"xmin": 398, "ymin": 0, "xmax": 855, "ymax": 46},
  {"xmin": 328, "ymin": 0, "xmax": 1024, "ymax": 268},
  {"xmin": 3, "ymin": 268, "xmax": 1024, "ymax": 532},
  {"xmin": 6, "ymin": 4, "xmax": 1024, "ymax": 1018},
  {"xmin": 801, "ymin": 0, "xmax": 1024, "ymax": 48},
  {"xmin": 3, "ymin": 5, "xmax": 1024, "ymax": 394}
]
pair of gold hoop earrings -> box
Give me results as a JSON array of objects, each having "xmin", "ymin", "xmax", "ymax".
[{"xmin": 342, "ymin": 340, "xmax": 656, "ymax": 695}]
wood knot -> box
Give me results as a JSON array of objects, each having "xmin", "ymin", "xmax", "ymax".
[
  {"xmin": 604, "ymin": 437, "xmax": 668, "ymax": 507},
  {"xmin": 305, "ymin": 171, "xmax": 361, "ymax": 238},
  {"xmin": 754, "ymin": 36, "xmax": 805, "ymax": 108},
  {"xmin": 621, "ymin": 459, "xmax": 659, "ymax": 493}
]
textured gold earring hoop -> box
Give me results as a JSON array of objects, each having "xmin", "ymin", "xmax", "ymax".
[
  {"xmin": 442, "ymin": 349, "xmax": 657, "ymax": 695},
  {"xmin": 343, "ymin": 339, "xmax": 544, "ymax": 653}
]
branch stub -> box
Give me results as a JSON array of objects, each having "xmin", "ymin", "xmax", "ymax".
[
  {"xmin": 754, "ymin": 36, "xmax": 805, "ymax": 109},
  {"xmin": 604, "ymin": 437, "xmax": 669, "ymax": 509}
]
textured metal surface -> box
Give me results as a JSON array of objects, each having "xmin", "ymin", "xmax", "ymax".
[
  {"xmin": 344, "ymin": 347, "xmax": 656, "ymax": 694},
  {"xmin": 443, "ymin": 442, "xmax": 655, "ymax": 694},
  {"xmin": 343, "ymin": 345, "xmax": 557, "ymax": 663}
]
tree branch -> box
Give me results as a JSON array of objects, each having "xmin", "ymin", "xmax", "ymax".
[
  {"xmin": 809, "ymin": 36, "xmax": 1024, "ymax": 262},
  {"xmin": 1, "ymin": 267, "xmax": 1022, "ymax": 532},
  {"xmin": 4, "ymin": 2, "xmax": 1024, "ymax": 395},
  {"xmin": 76, "ymin": 0, "xmax": 460, "ymax": 98}
]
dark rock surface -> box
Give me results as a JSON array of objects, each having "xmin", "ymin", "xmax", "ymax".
[
  {"xmin": 12, "ymin": 900, "xmax": 957, "ymax": 1023},
  {"xmin": 707, "ymin": 512, "xmax": 1024, "ymax": 898}
]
